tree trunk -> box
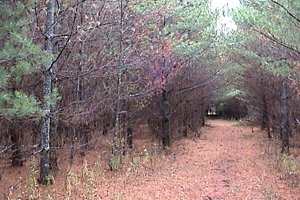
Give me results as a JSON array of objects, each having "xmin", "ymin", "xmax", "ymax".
[
  {"xmin": 110, "ymin": 0, "xmax": 124, "ymax": 170},
  {"xmin": 182, "ymin": 111, "xmax": 188, "ymax": 137},
  {"xmin": 11, "ymin": 123, "xmax": 23, "ymax": 166},
  {"xmin": 48, "ymin": 0, "xmax": 60, "ymax": 173},
  {"xmin": 39, "ymin": 70, "xmax": 52, "ymax": 185},
  {"xmin": 280, "ymin": 81, "xmax": 290, "ymax": 154},
  {"xmin": 102, "ymin": 113, "xmax": 109, "ymax": 135},
  {"xmin": 161, "ymin": 90, "xmax": 171, "ymax": 148},
  {"xmin": 77, "ymin": 3, "xmax": 89, "ymax": 153},
  {"xmin": 261, "ymin": 93, "xmax": 271, "ymax": 138},
  {"xmin": 49, "ymin": 119, "xmax": 59, "ymax": 172},
  {"xmin": 39, "ymin": 0, "xmax": 55, "ymax": 185},
  {"xmin": 126, "ymin": 116, "xmax": 133, "ymax": 149},
  {"xmin": 201, "ymin": 114, "xmax": 205, "ymax": 127},
  {"xmin": 200, "ymin": 100, "xmax": 205, "ymax": 126},
  {"xmin": 10, "ymin": 86, "xmax": 23, "ymax": 167}
]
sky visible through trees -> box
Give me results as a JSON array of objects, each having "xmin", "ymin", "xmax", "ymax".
[{"xmin": 211, "ymin": 0, "xmax": 240, "ymax": 31}]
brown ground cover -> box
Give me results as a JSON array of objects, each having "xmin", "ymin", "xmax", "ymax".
[{"xmin": 1, "ymin": 120, "xmax": 299, "ymax": 199}]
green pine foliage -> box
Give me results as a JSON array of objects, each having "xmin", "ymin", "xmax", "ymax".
[
  {"xmin": 0, "ymin": 1, "xmax": 52, "ymax": 118},
  {"xmin": 132, "ymin": 0, "xmax": 218, "ymax": 59},
  {"xmin": 169, "ymin": 0, "xmax": 217, "ymax": 58},
  {"xmin": 0, "ymin": 91, "xmax": 41, "ymax": 118},
  {"xmin": 230, "ymin": 0, "xmax": 300, "ymax": 76},
  {"xmin": 212, "ymin": 0, "xmax": 300, "ymax": 103}
]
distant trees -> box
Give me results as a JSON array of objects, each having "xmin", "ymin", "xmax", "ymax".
[
  {"xmin": 216, "ymin": 97, "xmax": 248, "ymax": 119},
  {"xmin": 133, "ymin": 0, "xmax": 219, "ymax": 147}
]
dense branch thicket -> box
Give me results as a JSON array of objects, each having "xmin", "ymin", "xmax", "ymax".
[
  {"xmin": 228, "ymin": 0, "xmax": 300, "ymax": 153},
  {"xmin": 0, "ymin": 0, "xmax": 221, "ymax": 185},
  {"xmin": 0, "ymin": 0, "xmax": 299, "ymax": 193}
]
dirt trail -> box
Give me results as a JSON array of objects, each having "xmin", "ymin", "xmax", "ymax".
[
  {"xmin": 1, "ymin": 120, "xmax": 299, "ymax": 199},
  {"xmin": 104, "ymin": 120, "xmax": 299, "ymax": 200}
]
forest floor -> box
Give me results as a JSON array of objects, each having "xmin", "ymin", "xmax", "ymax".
[{"xmin": 1, "ymin": 119, "xmax": 300, "ymax": 199}]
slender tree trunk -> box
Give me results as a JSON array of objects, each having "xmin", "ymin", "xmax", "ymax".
[
  {"xmin": 201, "ymin": 113, "xmax": 205, "ymax": 127},
  {"xmin": 102, "ymin": 113, "xmax": 110, "ymax": 135},
  {"xmin": 77, "ymin": 3, "xmax": 89, "ymax": 153},
  {"xmin": 161, "ymin": 90, "xmax": 171, "ymax": 148},
  {"xmin": 182, "ymin": 114, "xmax": 188, "ymax": 137},
  {"xmin": 261, "ymin": 93, "xmax": 271, "ymax": 138},
  {"xmin": 49, "ymin": 119, "xmax": 58, "ymax": 172},
  {"xmin": 182, "ymin": 105, "xmax": 188, "ymax": 137},
  {"xmin": 39, "ymin": 0, "xmax": 55, "ymax": 185},
  {"xmin": 110, "ymin": 0, "xmax": 124, "ymax": 170},
  {"xmin": 49, "ymin": 0, "xmax": 60, "ymax": 173},
  {"xmin": 111, "ymin": 70, "xmax": 122, "ymax": 168},
  {"xmin": 280, "ymin": 81, "xmax": 290, "ymax": 154},
  {"xmin": 127, "ymin": 120, "xmax": 133, "ymax": 149},
  {"xmin": 200, "ymin": 100, "xmax": 205, "ymax": 126},
  {"xmin": 10, "ymin": 86, "xmax": 23, "ymax": 166},
  {"xmin": 11, "ymin": 123, "xmax": 23, "ymax": 166}
]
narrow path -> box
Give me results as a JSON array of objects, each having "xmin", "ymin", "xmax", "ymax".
[{"xmin": 106, "ymin": 120, "xmax": 299, "ymax": 200}]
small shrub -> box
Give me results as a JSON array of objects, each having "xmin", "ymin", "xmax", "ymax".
[
  {"xmin": 94, "ymin": 154, "xmax": 104, "ymax": 176},
  {"xmin": 126, "ymin": 156, "xmax": 140, "ymax": 176},
  {"xmin": 64, "ymin": 169, "xmax": 79, "ymax": 199},
  {"xmin": 109, "ymin": 154, "xmax": 120, "ymax": 171},
  {"xmin": 82, "ymin": 160, "xmax": 97, "ymax": 199},
  {"xmin": 281, "ymin": 154, "xmax": 300, "ymax": 175},
  {"xmin": 26, "ymin": 156, "xmax": 40, "ymax": 200},
  {"xmin": 113, "ymin": 192, "xmax": 123, "ymax": 200}
]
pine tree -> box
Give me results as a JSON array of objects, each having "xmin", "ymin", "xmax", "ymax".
[
  {"xmin": 0, "ymin": 1, "xmax": 51, "ymax": 117},
  {"xmin": 0, "ymin": 1, "xmax": 51, "ymax": 166}
]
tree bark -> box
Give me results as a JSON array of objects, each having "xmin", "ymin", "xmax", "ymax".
[
  {"xmin": 280, "ymin": 81, "xmax": 290, "ymax": 154},
  {"xmin": 126, "ymin": 113, "xmax": 133, "ymax": 149},
  {"xmin": 10, "ymin": 86, "xmax": 23, "ymax": 167},
  {"xmin": 39, "ymin": 0, "xmax": 55, "ymax": 185},
  {"xmin": 102, "ymin": 113, "xmax": 110, "ymax": 135},
  {"xmin": 49, "ymin": 119, "xmax": 58, "ymax": 172},
  {"xmin": 10, "ymin": 123, "xmax": 23, "ymax": 166},
  {"xmin": 182, "ymin": 109, "xmax": 188, "ymax": 137},
  {"xmin": 48, "ymin": 0, "xmax": 61, "ymax": 173},
  {"xmin": 110, "ymin": 0, "xmax": 124, "ymax": 169},
  {"xmin": 162, "ymin": 90, "xmax": 171, "ymax": 148},
  {"xmin": 77, "ymin": 2, "xmax": 89, "ymax": 153},
  {"xmin": 261, "ymin": 93, "xmax": 271, "ymax": 138}
]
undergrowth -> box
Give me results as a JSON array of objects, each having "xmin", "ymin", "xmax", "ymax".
[
  {"xmin": 82, "ymin": 159, "xmax": 97, "ymax": 199},
  {"xmin": 281, "ymin": 154, "xmax": 300, "ymax": 175},
  {"xmin": 3, "ymin": 142, "xmax": 162, "ymax": 199},
  {"xmin": 26, "ymin": 156, "xmax": 40, "ymax": 200}
]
